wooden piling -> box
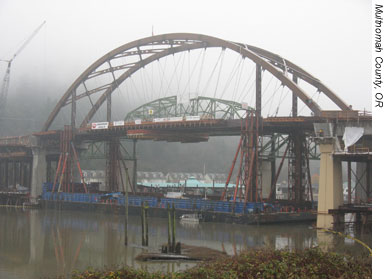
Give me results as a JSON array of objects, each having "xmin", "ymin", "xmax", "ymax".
[
  {"xmin": 167, "ymin": 203, "xmax": 171, "ymax": 251},
  {"xmin": 124, "ymin": 189, "xmax": 128, "ymax": 246},
  {"xmin": 172, "ymin": 203, "xmax": 176, "ymax": 252},
  {"xmin": 145, "ymin": 201, "xmax": 148, "ymax": 246},
  {"xmin": 141, "ymin": 202, "xmax": 145, "ymax": 246}
]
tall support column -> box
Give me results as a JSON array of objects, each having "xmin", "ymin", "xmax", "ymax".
[
  {"xmin": 28, "ymin": 159, "xmax": 32, "ymax": 190},
  {"xmin": 367, "ymin": 161, "xmax": 371, "ymax": 201},
  {"xmin": 62, "ymin": 126, "xmax": 73, "ymax": 192},
  {"xmin": 107, "ymin": 94, "xmax": 112, "ymax": 122},
  {"xmin": 5, "ymin": 159, "xmax": 9, "ymax": 188},
  {"xmin": 0, "ymin": 160, "xmax": 2, "ymax": 187},
  {"xmin": 12, "ymin": 161, "xmax": 16, "ymax": 188},
  {"xmin": 19, "ymin": 161, "xmax": 23, "ymax": 186},
  {"xmin": 255, "ymin": 117, "xmax": 263, "ymax": 202},
  {"xmin": 254, "ymin": 64, "xmax": 263, "ymax": 202},
  {"xmin": 106, "ymin": 138, "xmax": 120, "ymax": 192},
  {"xmin": 317, "ymin": 142, "xmax": 343, "ymax": 229},
  {"xmin": 71, "ymin": 89, "xmax": 76, "ymax": 130},
  {"xmin": 256, "ymin": 64, "xmax": 262, "ymax": 116},
  {"xmin": 30, "ymin": 147, "xmax": 47, "ymax": 203},
  {"xmin": 133, "ymin": 139, "xmax": 137, "ymax": 192},
  {"xmin": 294, "ymin": 135, "xmax": 302, "ymax": 203},
  {"xmin": 269, "ymin": 134, "xmax": 276, "ymax": 200},
  {"xmin": 0, "ymin": 159, "xmax": 7, "ymax": 188},
  {"xmin": 347, "ymin": 161, "xmax": 352, "ymax": 204},
  {"xmin": 288, "ymin": 131, "xmax": 307, "ymax": 204},
  {"xmin": 292, "ymin": 75, "xmax": 298, "ymax": 117}
]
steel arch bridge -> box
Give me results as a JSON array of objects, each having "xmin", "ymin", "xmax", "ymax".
[
  {"xmin": 42, "ymin": 33, "xmax": 351, "ymax": 132},
  {"xmin": 1, "ymin": 33, "xmax": 371, "ymax": 208}
]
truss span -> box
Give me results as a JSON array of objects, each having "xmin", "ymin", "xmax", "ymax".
[
  {"xmin": 124, "ymin": 96, "xmax": 253, "ymax": 121},
  {"xmin": 42, "ymin": 33, "xmax": 351, "ymax": 131}
]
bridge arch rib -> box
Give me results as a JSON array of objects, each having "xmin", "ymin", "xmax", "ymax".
[{"xmin": 42, "ymin": 33, "xmax": 351, "ymax": 131}]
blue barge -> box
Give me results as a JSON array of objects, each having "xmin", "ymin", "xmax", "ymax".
[{"xmin": 40, "ymin": 183, "xmax": 316, "ymax": 225}]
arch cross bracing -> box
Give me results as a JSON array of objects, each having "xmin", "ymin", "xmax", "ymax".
[{"xmin": 42, "ymin": 33, "xmax": 351, "ymax": 131}]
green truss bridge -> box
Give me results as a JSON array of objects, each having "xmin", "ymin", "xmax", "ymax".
[{"xmin": 124, "ymin": 96, "xmax": 253, "ymax": 121}]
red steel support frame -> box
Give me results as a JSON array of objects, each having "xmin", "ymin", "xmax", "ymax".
[
  {"xmin": 52, "ymin": 126, "xmax": 90, "ymax": 193},
  {"xmin": 305, "ymin": 140, "xmax": 313, "ymax": 202},
  {"xmin": 233, "ymin": 141, "xmax": 244, "ymax": 203},
  {"xmin": 51, "ymin": 153, "xmax": 63, "ymax": 193},
  {"xmin": 118, "ymin": 147, "xmax": 136, "ymax": 194},
  {"xmin": 71, "ymin": 142, "xmax": 88, "ymax": 193},
  {"xmin": 292, "ymin": 74, "xmax": 298, "ymax": 117},
  {"xmin": 221, "ymin": 138, "xmax": 242, "ymax": 201}
]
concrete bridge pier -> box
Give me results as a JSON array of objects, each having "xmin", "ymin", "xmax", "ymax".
[
  {"xmin": 316, "ymin": 140, "xmax": 343, "ymax": 229},
  {"xmin": 30, "ymin": 147, "xmax": 47, "ymax": 203}
]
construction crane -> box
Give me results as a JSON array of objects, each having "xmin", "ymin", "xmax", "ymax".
[{"xmin": 0, "ymin": 21, "xmax": 46, "ymax": 116}]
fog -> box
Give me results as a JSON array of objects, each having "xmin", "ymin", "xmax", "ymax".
[
  {"xmin": 0, "ymin": 0, "xmax": 370, "ymax": 175},
  {"xmin": 0, "ymin": 0, "xmax": 370, "ymax": 115}
]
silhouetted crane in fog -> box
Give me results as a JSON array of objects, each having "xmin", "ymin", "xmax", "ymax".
[{"xmin": 0, "ymin": 21, "xmax": 46, "ymax": 116}]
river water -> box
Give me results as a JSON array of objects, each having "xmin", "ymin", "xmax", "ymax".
[{"xmin": 0, "ymin": 208, "xmax": 371, "ymax": 279}]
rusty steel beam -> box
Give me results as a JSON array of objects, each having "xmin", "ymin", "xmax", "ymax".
[
  {"xmin": 243, "ymin": 44, "xmax": 351, "ymax": 111},
  {"xmin": 221, "ymin": 137, "xmax": 242, "ymax": 201},
  {"xmin": 256, "ymin": 64, "xmax": 262, "ymax": 116},
  {"xmin": 292, "ymin": 74, "xmax": 298, "ymax": 117},
  {"xmin": 71, "ymin": 89, "xmax": 76, "ymax": 130},
  {"xmin": 0, "ymin": 151, "xmax": 28, "ymax": 158}
]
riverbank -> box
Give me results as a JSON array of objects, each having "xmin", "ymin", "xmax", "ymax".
[{"xmin": 65, "ymin": 248, "xmax": 371, "ymax": 279}]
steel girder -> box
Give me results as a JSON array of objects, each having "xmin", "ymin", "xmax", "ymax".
[{"xmin": 42, "ymin": 33, "xmax": 351, "ymax": 131}]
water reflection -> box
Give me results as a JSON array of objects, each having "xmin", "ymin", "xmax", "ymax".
[{"xmin": 0, "ymin": 208, "xmax": 371, "ymax": 279}]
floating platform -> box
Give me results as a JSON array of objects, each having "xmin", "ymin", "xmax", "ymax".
[
  {"xmin": 40, "ymin": 199, "xmax": 316, "ymax": 225},
  {"xmin": 39, "ymin": 183, "xmax": 316, "ymax": 225}
]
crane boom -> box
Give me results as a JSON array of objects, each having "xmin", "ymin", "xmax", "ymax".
[
  {"xmin": 0, "ymin": 21, "xmax": 46, "ymax": 116},
  {"xmin": 12, "ymin": 21, "xmax": 46, "ymax": 61},
  {"xmin": 0, "ymin": 62, "xmax": 11, "ymax": 113}
]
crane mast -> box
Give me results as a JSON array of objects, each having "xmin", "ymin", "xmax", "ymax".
[{"xmin": 0, "ymin": 21, "xmax": 46, "ymax": 116}]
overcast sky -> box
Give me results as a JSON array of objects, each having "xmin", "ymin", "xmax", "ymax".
[{"xmin": 0, "ymin": 0, "xmax": 371, "ymax": 112}]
